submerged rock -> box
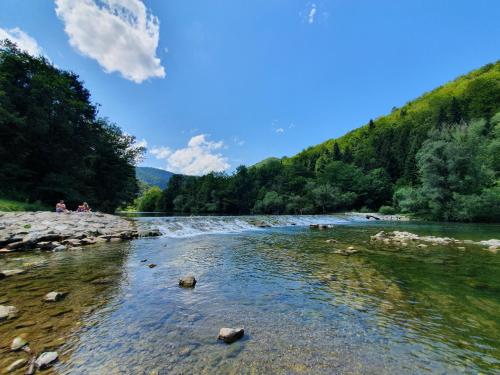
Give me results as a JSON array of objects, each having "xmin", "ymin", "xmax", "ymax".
[
  {"xmin": 52, "ymin": 245, "xmax": 67, "ymax": 252},
  {"xmin": 11, "ymin": 336, "xmax": 28, "ymax": 351},
  {"xmin": 0, "ymin": 269, "xmax": 26, "ymax": 278},
  {"xmin": 35, "ymin": 351, "xmax": 58, "ymax": 369},
  {"xmin": 5, "ymin": 358, "xmax": 28, "ymax": 373},
  {"xmin": 218, "ymin": 327, "xmax": 244, "ymax": 344},
  {"xmin": 44, "ymin": 291, "xmax": 67, "ymax": 302},
  {"xmin": 179, "ymin": 276, "xmax": 197, "ymax": 288},
  {"xmin": 148, "ymin": 263, "xmax": 157, "ymax": 268},
  {"xmin": 0, "ymin": 305, "xmax": 18, "ymax": 320},
  {"xmin": 333, "ymin": 248, "xmax": 359, "ymax": 256}
]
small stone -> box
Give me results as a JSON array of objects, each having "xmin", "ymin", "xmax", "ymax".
[
  {"xmin": 11, "ymin": 336, "xmax": 28, "ymax": 351},
  {"xmin": 347, "ymin": 246, "xmax": 355, "ymax": 250},
  {"xmin": 35, "ymin": 351, "xmax": 58, "ymax": 369},
  {"xmin": 417, "ymin": 244, "xmax": 428, "ymax": 248},
  {"xmin": 179, "ymin": 276, "xmax": 196, "ymax": 288},
  {"xmin": 325, "ymin": 239, "xmax": 338, "ymax": 243},
  {"xmin": 218, "ymin": 327, "xmax": 244, "ymax": 344},
  {"xmin": 5, "ymin": 358, "xmax": 28, "ymax": 373},
  {"xmin": 0, "ymin": 269, "xmax": 26, "ymax": 278},
  {"xmin": 457, "ymin": 246, "xmax": 466, "ymax": 250},
  {"xmin": 52, "ymin": 245, "xmax": 67, "ymax": 252},
  {"xmin": 44, "ymin": 291, "xmax": 67, "ymax": 302},
  {"xmin": 148, "ymin": 264, "xmax": 157, "ymax": 268},
  {"xmin": 15, "ymin": 320, "xmax": 36, "ymax": 328},
  {"xmin": 0, "ymin": 305, "xmax": 18, "ymax": 320}
]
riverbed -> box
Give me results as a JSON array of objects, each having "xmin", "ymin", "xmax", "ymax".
[{"xmin": 1, "ymin": 215, "xmax": 499, "ymax": 374}]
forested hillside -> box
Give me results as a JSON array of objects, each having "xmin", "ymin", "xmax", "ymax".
[
  {"xmin": 158, "ymin": 61, "xmax": 500, "ymax": 221},
  {"xmin": 136, "ymin": 167, "xmax": 173, "ymax": 189},
  {"xmin": 0, "ymin": 41, "xmax": 143, "ymax": 212}
]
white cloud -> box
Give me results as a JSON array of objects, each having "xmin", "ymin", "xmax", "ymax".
[
  {"xmin": 55, "ymin": 0, "xmax": 165, "ymax": 83},
  {"xmin": 150, "ymin": 146, "xmax": 172, "ymax": 159},
  {"xmin": 151, "ymin": 134, "xmax": 230, "ymax": 175},
  {"xmin": 0, "ymin": 27, "xmax": 43, "ymax": 56},
  {"xmin": 308, "ymin": 3, "xmax": 317, "ymax": 24},
  {"xmin": 275, "ymin": 128, "xmax": 285, "ymax": 134}
]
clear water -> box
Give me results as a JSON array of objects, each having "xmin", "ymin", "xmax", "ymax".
[{"xmin": 0, "ymin": 216, "xmax": 499, "ymax": 374}]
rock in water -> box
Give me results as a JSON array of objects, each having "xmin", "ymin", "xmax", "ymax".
[
  {"xmin": 148, "ymin": 263, "xmax": 157, "ymax": 268},
  {"xmin": 0, "ymin": 305, "xmax": 18, "ymax": 320},
  {"xmin": 179, "ymin": 276, "xmax": 197, "ymax": 288},
  {"xmin": 5, "ymin": 358, "xmax": 28, "ymax": 373},
  {"xmin": 44, "ymin": 291, "xmax": 67, "ymax": 302},
  {"xmin": 10, "ymin": 336, "xmax": 28, "ymax": 351},
  {"xmin": 218, "ymin": 327, "xmax": 244, "ymax": 344},
  {"xmin": 0, "ymin": 269, "xmax": 26, "ymax": 278},
  {"xmin": 35, "ymin": 352, "xmax": 58, "ymax": 369}
]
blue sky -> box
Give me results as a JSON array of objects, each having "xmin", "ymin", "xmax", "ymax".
[{"xmin": 1, "ymin": 0, "xmax": 499, "ymax": 175}]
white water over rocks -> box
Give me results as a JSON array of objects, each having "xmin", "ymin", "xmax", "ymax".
[{"xmin": 145, "ymin": 214, "xmax": 370, "ymax": 238}]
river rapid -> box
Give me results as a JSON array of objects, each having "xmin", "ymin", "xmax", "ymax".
[{"xmin": 0, "ymin": 215, "xmax": 499, "ymax": 374}]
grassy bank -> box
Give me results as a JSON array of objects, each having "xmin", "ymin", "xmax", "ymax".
[{"xmin": 0, "ymin": 198, "xmax": 50, "ymax": 212}]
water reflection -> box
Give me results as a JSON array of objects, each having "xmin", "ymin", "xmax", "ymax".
[
  {"xmin": 0, "ymin": 243, "xmax": 130, "ymax": 373},
  {"xmin": 1, "ymin": 222, "xmax": 499, "ymax": 374}
]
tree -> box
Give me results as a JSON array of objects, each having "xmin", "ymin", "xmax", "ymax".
[{"xmin": 0, "ymin": 40, "xmax": 143, "ymax": 212}]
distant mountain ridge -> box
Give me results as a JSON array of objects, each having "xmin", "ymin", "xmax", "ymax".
[{"xmin": 135, "ymin": 167, "xmax": 173, "ymax": 189}]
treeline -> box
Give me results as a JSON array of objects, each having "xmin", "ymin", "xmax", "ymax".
[
  {"xmin": 0, "ymin": 40, "xmax": 143, "ymax": 212},
  {"xmin": 146, "ymin": 61, "xmax": 499, "ymax": 222}
]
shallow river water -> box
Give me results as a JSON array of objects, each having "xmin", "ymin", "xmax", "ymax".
[{"xmin": 1, "ymin": 215, "xmax": 499, "ymax": 374}]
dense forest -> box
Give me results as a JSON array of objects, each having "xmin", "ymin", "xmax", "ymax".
[
  {"xmin": 147, "ymin": 61, "xmax": 500, "ymax": 222},
  {"xmin": 0, "ymin": 40, "xmax": 143, "ymax": 212}
]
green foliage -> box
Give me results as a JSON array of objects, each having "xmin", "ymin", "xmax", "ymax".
[
  {"xmin": 0, "ymin": 40, "xmax": 143, "ymax": 212},
  {"xmin": 378, "ymin": 205, "xmax": 397, "ymax": 215},
  {"xmin": 0, "ymin": 198, "xmax": 49, "ymax": 212},
  {"xmin": 397, "ymin": 118, "xmax": 499, "ymax": 221},
  {"xmin": 135, "ymin": 186, "xmax": 163, "ymax": 212}
]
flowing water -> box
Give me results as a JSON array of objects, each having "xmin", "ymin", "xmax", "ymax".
[{"xmin": 1, "ymin": 215, "xmax": 499, "ymax": 374}]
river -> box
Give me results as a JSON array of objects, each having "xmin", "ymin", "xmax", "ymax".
[{"xmin": 1, "ymin": 215, "xmax": 499, "ymax": 374}]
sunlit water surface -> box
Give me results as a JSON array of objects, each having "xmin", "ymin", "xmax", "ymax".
[{"xmin": 1, "ymin": 216, "xmax": 499, "ymax": 374}]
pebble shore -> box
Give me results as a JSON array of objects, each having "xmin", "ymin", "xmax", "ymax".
[{"xmin": 0, "ymin": 211, "xmax": 160, "ymax": 253}]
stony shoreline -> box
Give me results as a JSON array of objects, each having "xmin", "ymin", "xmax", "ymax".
[
  {"xmin": 347, "ymin": 212, "xmax": 411, "ymax": 221},
  {"xmin": 0, "ymin": 211, "xmax": 160, "ymax": 254}
]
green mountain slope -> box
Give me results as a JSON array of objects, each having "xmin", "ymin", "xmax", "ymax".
[
  {"xmin": 136, "ymin": 167, "xmax": 173, "ymax": 189},
  {"xmin": 286, "ymin": 61, "xmax": 500, "ymax": 183}
]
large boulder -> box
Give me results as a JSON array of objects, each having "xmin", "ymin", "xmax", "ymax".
[
  {"xmin": 218, "ymin": 327, "xmax": 244, "ymax": 344},
  {"xmin": 179, "ymin": 276, "xmax": 197, "ymax": 288},
  {"xmin": 35, "ymin": 352, "xmax": 58, "ymax": 369}
]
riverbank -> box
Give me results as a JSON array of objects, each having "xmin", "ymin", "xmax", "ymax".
[
  {"xmin": 0, "ymin": 212, "xmax": 160, "ymax": 254},
  {"xmin": 347, "ymin": 212, "xmax": 411, "ymax": 221}
]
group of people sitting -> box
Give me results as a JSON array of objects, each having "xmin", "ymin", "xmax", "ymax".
[{"xmin": 55, "ymin": 200, "xmax": 91, "ymax": 213}]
